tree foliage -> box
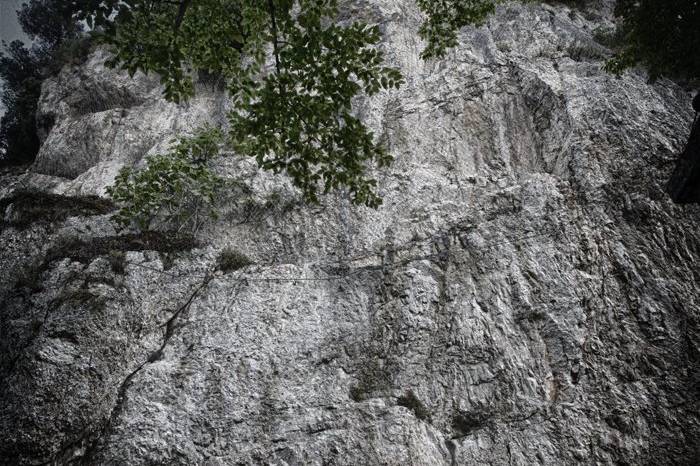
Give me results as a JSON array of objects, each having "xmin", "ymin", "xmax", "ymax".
[
  {"xmin": 605, "ymin": 0, "xmax": 700, "ymax": 81},
  {"xmin": 416, "ymin": 0, "xmax": 497, "ymax": 59},
  {"xmin": 78, "ymin": 0, "xmax": 404, "ymax": 207},
  {"xmin": 18, "ymin": 0, "xmax": 83, "ymax": 48},
  {"xmin": 0, "ymin": 42, "xmax": 43, "ymax": 165},
  {"xmin": 0, "ymin": 0, "xmax": 85, "ymax": 166},
  {"xmin": 107, "ymin": 127, "xmax": 224, "ymax": 232}
]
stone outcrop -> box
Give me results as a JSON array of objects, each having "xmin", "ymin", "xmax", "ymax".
[
  {"xmin": 1, "ymin": 1, "xmax": 699, "ymax": 464},
  {"xmin": 32, "ymin": 48, "xmax": 227, "ymax": 193}
]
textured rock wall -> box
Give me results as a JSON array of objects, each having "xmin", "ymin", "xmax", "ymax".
[{"xmin": 1, "ymin": 1, "xmax": 699, "ymax": 464}]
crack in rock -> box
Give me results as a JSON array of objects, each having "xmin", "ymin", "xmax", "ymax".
[{"xmin": 54, "ymin": 275, "xmax": 216, "ymax": 465}]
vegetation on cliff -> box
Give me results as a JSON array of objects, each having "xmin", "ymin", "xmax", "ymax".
[
  {"xmin": 1, "ymin": 1, "xmax": 698, "ymax": 226},
  {"xmin": 605, "ymin": 0, "xmax": 700, "ymax": 82},
  {"xmin": 0, "ymin": 0, "xmax": 87, "ymax": 166}
]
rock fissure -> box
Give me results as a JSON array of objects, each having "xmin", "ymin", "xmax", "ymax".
[{"xmin": 74, "ymin": 275, "xmax": 215, "ymax": 464}]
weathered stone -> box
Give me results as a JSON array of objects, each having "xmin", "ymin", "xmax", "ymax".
[
  {"xmin": 1, "ymin": 1, "xmax": 699, "ymax": 465},
  {"xmin": 32, "ymin": 48, "xmax": 228, "ymax": 191}
]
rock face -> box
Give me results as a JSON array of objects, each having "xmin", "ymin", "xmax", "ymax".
[
  {"xmin": 32, "ymin": 47, "xmax": 227, "ymax": 194},
  {"xmin": 1, "ymin": 1, "xmax": 699, "ymax": 465}
]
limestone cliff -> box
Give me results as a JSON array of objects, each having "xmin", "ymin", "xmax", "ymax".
[{"xmin": 1, "ymin": 1, "xmax": 699, "ymax": 464}]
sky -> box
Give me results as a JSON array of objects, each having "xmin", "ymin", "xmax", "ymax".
[
  {"xmin": 0, "ymin": 0, "xmax": 30, "ymax": 117},
  {"xmin": 0, "ymin": 0, "xmax": 28, "ymax": 46}
]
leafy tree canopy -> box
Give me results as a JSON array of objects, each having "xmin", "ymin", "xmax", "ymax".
[
  {"xmin": 77, "ymin": 0, "xmax": 409, "ymax": 207},
  {"xmin": 18, "ymin": 0, "xmax": 83, "ymax": 48},
  {"xmin": 75, "ymin": 0, "xmax": 527, "ymax": 208},
  {"xmin": 416, "ymin": 0, "xmax": 497, "ymax": 59},
  {"xmin": 606, "ymin": 0, "xmax": 700, "ymax": 81},
  {"xmin": 0, "ymin": 0, "xmax": 85, "ymax": 165},
  {"xmin": 0, "ymin": 41, "xmax": 43, "ymax": 164}
]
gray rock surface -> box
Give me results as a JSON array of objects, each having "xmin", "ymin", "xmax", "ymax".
[
  {"xmin": 1, "ymin": 1, "xmax": 699, "ymax": 464},
  {"xmin": 32, "ymin": 48, "xmax": 228, "ymax": 194}
]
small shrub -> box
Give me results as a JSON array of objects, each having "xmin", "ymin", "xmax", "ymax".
[
  {"xmin": 396, "ymin": 390, "xmax": 431, "ymax": 421},
  {"xmin": 217, "ymin": 247, "xmax": 252, "ymax": 273},
  {"xmin": 107, "ymin": 250, "xmax": 126, "ymax": 275},
  {"xmin": 593, "ymin": 25, "xmax": 621, "ymax": 49},
  {"xmin": 349, "ymin": 385, "xmax": 365, "ymax": 402},
  {"xmin": 452, "ymin": 409, "xmax": 490, "ymax": 436},
  {"xmin": 567, "ymin": 42, "xmax": 607, "ymax": 62},
  {"xmin": 107, "ymin": 127, "xmax": 224, "ymax": 232}
]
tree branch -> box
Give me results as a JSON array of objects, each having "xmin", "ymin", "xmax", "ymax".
[
  {"xmin": 173, "ymin": 0, "xmax": 192, "ymax": 33},
  {"xmin": 267, "ymin": 0, "xmax": 283, "ymax": 77}
]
